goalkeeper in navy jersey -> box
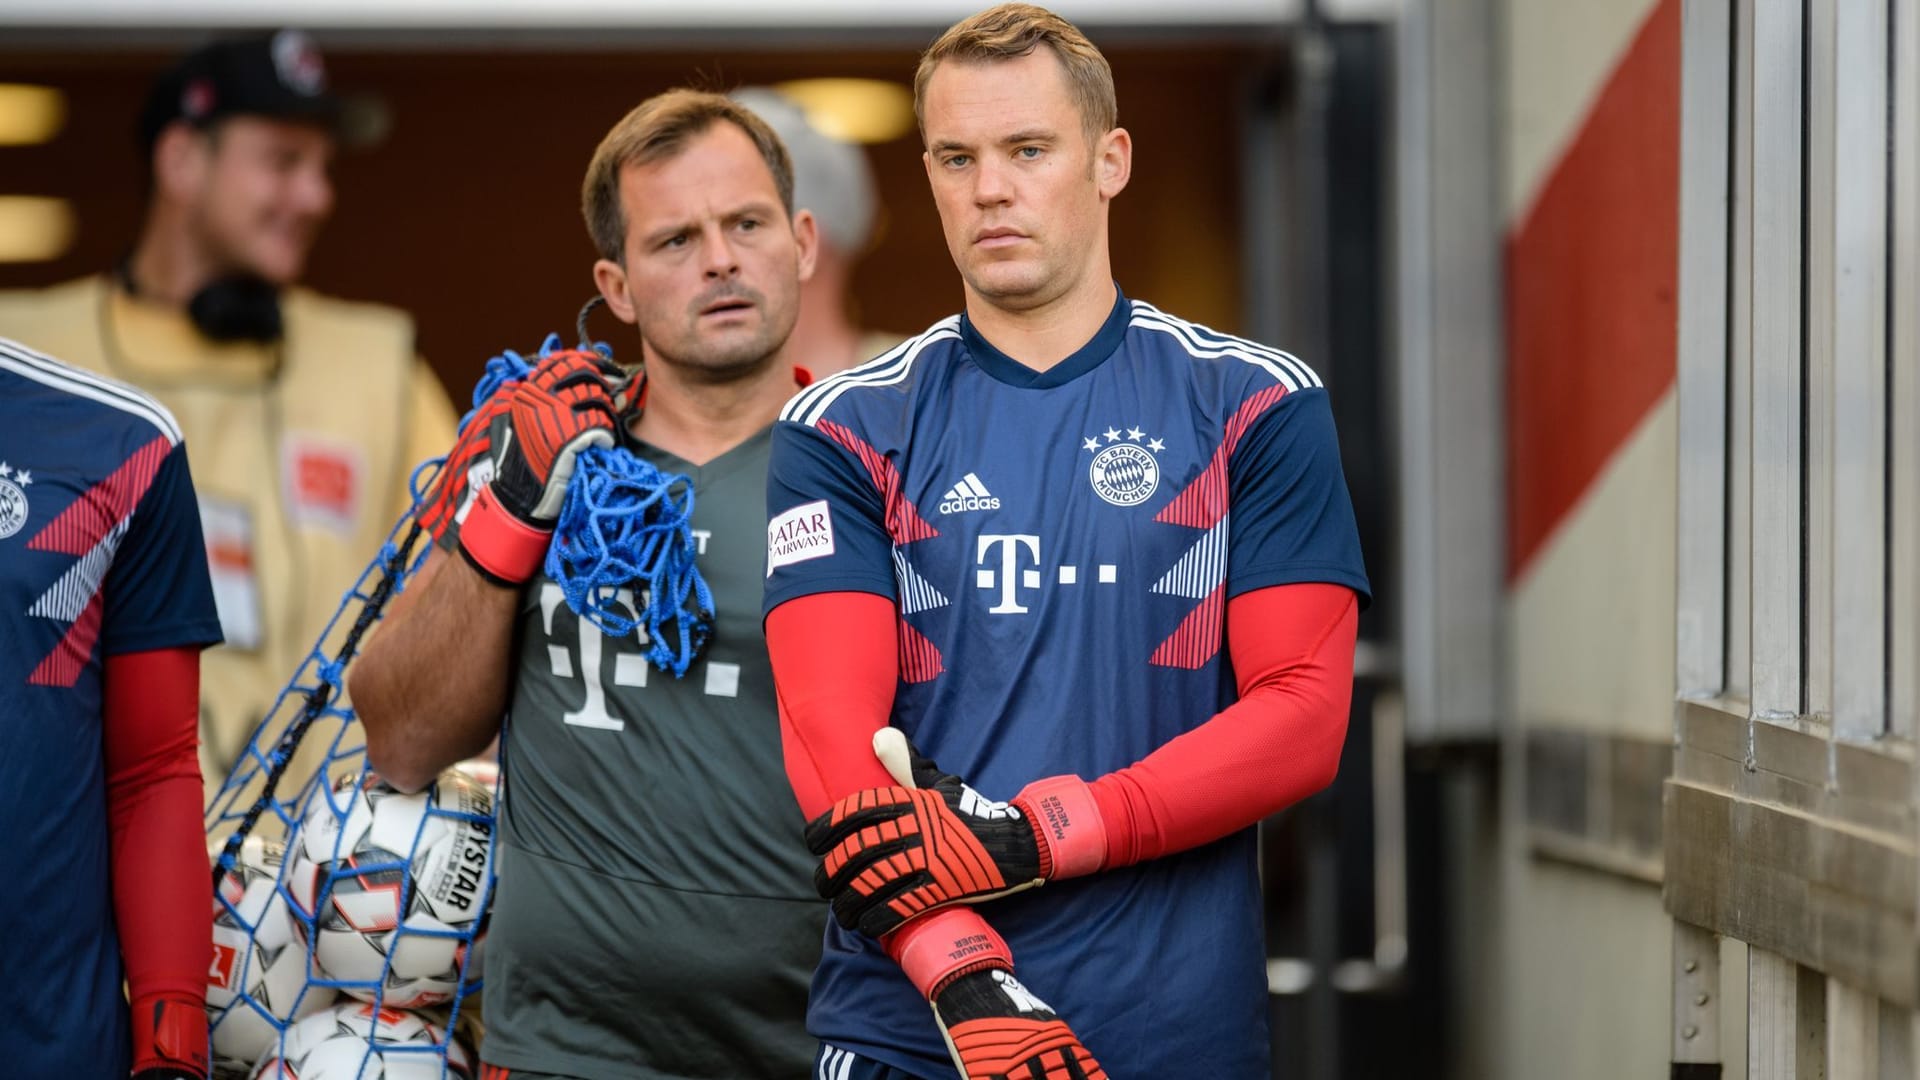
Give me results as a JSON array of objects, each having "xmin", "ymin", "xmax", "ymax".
[
  {"xmin": 762, "ymin": 6, "xmax": 1370, "ymax": 1079},
  {"xmin": 0, "ymin": 340, "xmax": 223, "ymax": 1079},
  {"xmin": 350, "ymin": 90, "xmax": 830, "ymax": 1079}
]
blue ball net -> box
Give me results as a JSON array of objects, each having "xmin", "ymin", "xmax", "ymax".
[{"xmin": 202, "ymin": 335, "xmax": 711, "ymax": 1077}]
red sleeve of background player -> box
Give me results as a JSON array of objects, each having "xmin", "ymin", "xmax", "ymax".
[
  {"xmin": 766, "ymin": 591, "xmax": 901, "ymax": 818},
  {"xmin": 1087, "ymin": 582, "xmax": 1359, "ymax": 868},
  {"xmin": 104, "ymin": 647, "xmax": 210, "ymax": 1006}
]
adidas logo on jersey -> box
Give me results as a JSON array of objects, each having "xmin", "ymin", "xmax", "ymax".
[{"xmin": 939, "ymin": 473, "xmax": 1001, "ymax": 514}]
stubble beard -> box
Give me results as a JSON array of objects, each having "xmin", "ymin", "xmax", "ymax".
[
  {"xmin": 645, "ymin": 304, "xmax": 796, "ymax": 386},
  {"xmin": 964, "ymin": 253, "xmax": 1068, "ymax": 314}
]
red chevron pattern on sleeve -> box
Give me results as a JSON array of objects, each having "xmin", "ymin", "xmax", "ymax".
[
  {"xmin": 26, "ymin": 433, "xmax": 171, "ymax": 687},
  {"xmin": 27, "ymin": 433, "xmax": 170, "ymax": 556},
  {"xmin": 899, "ymin": 616, "xmax": 945, "ymax": 683},
  {"xmin": 817, "ymin": 420, "xmax": 939, "ymax": 545},
  {"xmin": 1153, "ymin": 383, "xmax": 1289, "ymax": 530},
  {"xmin": 1148, "ymin": 582, "xmax": 1227, "ymax": 670}
]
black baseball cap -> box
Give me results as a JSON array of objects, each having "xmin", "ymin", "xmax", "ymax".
[{"xmin": 138, "ymin": 30, "xmax": 376, "ymax": 154}]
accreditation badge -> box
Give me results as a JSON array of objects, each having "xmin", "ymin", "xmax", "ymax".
[
  {"xmin": 282, "ymin": 433, "xmax": 365, "ymax": 537},
  {"xmin": 200, "ymin": 494, "xmax": 264, "ymax": 651}
]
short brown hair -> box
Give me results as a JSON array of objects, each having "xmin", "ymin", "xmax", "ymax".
[
  {"xmin": 581, "ymin": 88, "xmax": 795, "ymax": 262},
  {"xmin": 914, "ymin": 3, "xmax": 1117, "ymax": 143}
]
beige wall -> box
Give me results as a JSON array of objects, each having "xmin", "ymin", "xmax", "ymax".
[
  {"xmin": 1497, "ymin": 855, "xmax": 1748, "ymax": 1080},
  {"xmin": 1491, "ymin": 0, "xmax": 1685, "ymax": 1074}
]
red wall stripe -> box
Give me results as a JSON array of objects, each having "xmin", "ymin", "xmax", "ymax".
[{"xmin": 1506, "ymin": 0, "xmax": 1681, "ymax": 582}]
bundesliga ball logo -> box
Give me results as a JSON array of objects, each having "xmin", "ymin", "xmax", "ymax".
[{"xmin": 1086, "ymin": 427, "xmax": 1161, "ymax": 507}]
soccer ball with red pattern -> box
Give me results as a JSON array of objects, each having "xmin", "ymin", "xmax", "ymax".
[
  {"xmin": 209, "ymin": 835, "xmax": 338, "ymax": 1076},
  {"xmin": 248, "ymin": 1001, "xmax": 473, "ymax": 1079},
  {"xmin": 286, "ymin": 769, "xmax": 494, "ymax": 1009}
]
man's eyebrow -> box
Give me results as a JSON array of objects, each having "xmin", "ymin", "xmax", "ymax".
[
  {"xmin": 641, "ymin": 220, "xmax": 692, "ymax": 245},
  {"xmin": 722, "ymin": 199, "xmax": 782, "ymax": 221},
  {"xmin": 929, "ymin": 129, "xmax": 1059, "ymax": 156}
]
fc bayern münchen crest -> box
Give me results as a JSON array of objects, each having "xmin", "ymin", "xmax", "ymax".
[
  {"xmin": 1084, "ymin": 425, "xmax": 1164, "ymax": 507},
  {"xmin": 0, "ymin": 461, "xmax": 31, "ymax": 540}
]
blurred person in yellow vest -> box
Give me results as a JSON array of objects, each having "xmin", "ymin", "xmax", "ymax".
[
  {"xmin": 732, "ymin": 86, "xmax": 909, "ymax": 375},
  {"xmin": 0, "ymin": 30, "xmax": 457, "ymax": 798}
]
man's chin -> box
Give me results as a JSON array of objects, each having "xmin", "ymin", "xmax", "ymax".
[
  {"xmin": 653, "ymin": 334, "xmax": 782, "ymax": 383},
  {"xmin": 965, "ymin": 266, "xmax": 1054, "ymax": 308}
]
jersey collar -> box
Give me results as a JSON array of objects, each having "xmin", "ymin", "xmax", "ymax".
[{"xmin": 959, "ymin": 286, "xmax": 1129, "ymax": 389}]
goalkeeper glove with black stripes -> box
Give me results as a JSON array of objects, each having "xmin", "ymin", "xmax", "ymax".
[
  {"xmin": 806, "ymin": 728, "xmax": 1109, "ymax": 938},
  {"xmin": 456, "ymin": 349, "xmax": 627, "ymax": 586},
  {"xmin": 888, "ymin": 909, "xmax": 1106, "ymax": 1080},
  {"xmin": 934, "ymin": 967, "xmax": 1107, "ymax": 1080}
]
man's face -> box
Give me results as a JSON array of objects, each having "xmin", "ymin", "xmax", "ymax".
[
  {"xmin": 186, "ymin": 116, "xmax": 335, "ymax": 285},
  {"xmin": 920, "ymin": 49, "xmax": 1119, "ymax": 313},
  {"xmin": 606, "ymin": 123, "xmax": 815, "ymax": 381}
]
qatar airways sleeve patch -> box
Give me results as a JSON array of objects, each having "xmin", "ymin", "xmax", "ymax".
[{"xmin": 767, "ymin": 499, "xmax": 836, "ymax": 577}]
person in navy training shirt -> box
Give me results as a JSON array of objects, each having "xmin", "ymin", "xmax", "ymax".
[
  {"xmin": 762, "ymin": 5, "xmax": 1371, "ymax": 1078},
  {"xmin": 0, "ymin": 338, "xmax": 223, "ymax": 1079}
]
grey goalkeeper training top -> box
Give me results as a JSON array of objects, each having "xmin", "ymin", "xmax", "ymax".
[{"xmin": 448, "ymin": 423, "xmax": 823, "ymax": 1080}]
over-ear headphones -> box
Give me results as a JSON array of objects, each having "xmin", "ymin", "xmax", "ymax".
[
  {"xmin": 186, "ymin": 274, "xmax": 284, "ymax": 343},
  {"xmin": 116, "ymin": 258, "xmax": 285, "ymax": 344}
]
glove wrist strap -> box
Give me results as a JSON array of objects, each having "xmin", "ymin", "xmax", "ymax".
[
  {"xmin": 131, "ymin": 992, "xmax": 209, "ymax": 1076},
  {"xmin": 884, "ymin": 908, "xmax": 1012, "ymax": 999},
  {"xmin": 458, "ymin": 484, "xmax": 551, "ymax": 585},
  {"xmin": 1015, "ymin": 774, "xmax": 1107, "ymax": 880}
]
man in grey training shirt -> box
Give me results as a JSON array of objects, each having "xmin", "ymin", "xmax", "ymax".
[{"xmin": 350, "ymin": 89, "xmax": 825, "ymax": 1079}]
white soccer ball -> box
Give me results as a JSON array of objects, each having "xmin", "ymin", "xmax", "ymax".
[
  {"xmin": 287, "ymin": 769, "xmax": 494, "ymax": 1009},
  {"xmin": 210, "ymin": 835, "xmax": 339, "ymax": 1076},
  {"xmin": 249, "ymin": 1001, "xmax": 474, "ymax": 1080}
]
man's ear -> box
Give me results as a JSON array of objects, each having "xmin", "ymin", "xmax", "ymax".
[
  {"xmin": 791, "ymin": 208, "xmax": 820, "ymax": 285},
  {"xmin": 1095, "ymin": 126, "xmax": 1132, "ymax": 201},
  {"xmin": 592, "ymin": 257, "xmax": 637, "ymax": 324},
  {"xmin": 151, "ymin": 123, "xmax": 210, "ymax": 203}
]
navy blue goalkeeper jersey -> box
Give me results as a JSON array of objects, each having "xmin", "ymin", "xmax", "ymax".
[
  {"xmin": 0, "ymin": 340, "xmax": 222, "ymax": 1077},
  {"xmin": 764, "ymin": 291, "xmax": 1369, "ymax": 1079}
]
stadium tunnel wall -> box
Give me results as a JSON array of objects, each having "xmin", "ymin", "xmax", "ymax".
[
  {"xmin": 1485, "ymin": 0, "xmax": 1747, "ymax": 1075},
  {"xmin": 0, "ymin": 45, "xmax": 1251, "ymax": 394}
]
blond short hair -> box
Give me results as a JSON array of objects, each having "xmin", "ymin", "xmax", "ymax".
[
  {"xmin": 914, "ymin": 3, "xmax": 1117, "ymax": 143},
  {"xmin": 581, "ymin": 88, "xmax": 795, "ymax": 262}
]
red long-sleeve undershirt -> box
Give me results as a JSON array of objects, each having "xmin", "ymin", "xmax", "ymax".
[
  {"xmin": 103, "ymin": 647, "xmax": 210, "ymax": 1009},
  {"xmin": 766, "ymin": 581, "xmax": 1358, "ymax": 867}
]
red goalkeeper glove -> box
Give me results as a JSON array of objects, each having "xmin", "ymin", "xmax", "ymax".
[
  {"xmin": 889, "ymin": 910, "xmax": 1105, "ymax": 1080},
  {"xmin": 805, "ymin": 729, "xmax": 1110, "ymax": 938},
  {"xmin": 456, "ymin": 349, "xmax": 628, "ymax": 586},
  {"xmin": 935, "ymin": 968, "xmax": 1107, "ymax": 1080},
  {"xmin": 417, "ymin": 389, "xmax": 516, "ymax": 543},
  {"xmin": 129, "ymin": 992, "xmax": 208, "ymax": 1079}
]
